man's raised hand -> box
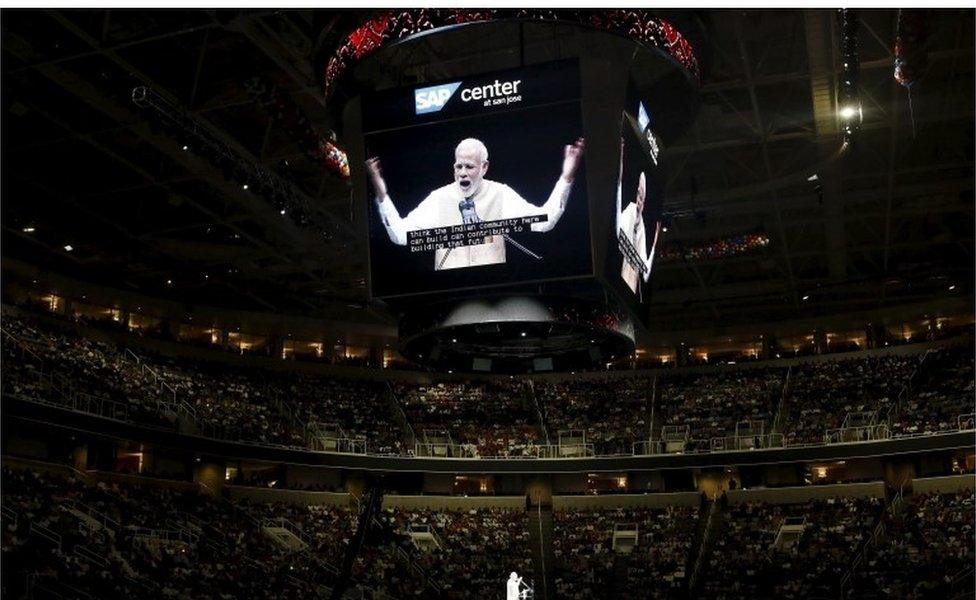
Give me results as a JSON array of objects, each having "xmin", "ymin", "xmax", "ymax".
[
  {"xmin": 561, "ymin": 137, "xmax": 585, "ymax": 182},
  {"xmin": 365, "ymin": 157, "xmax": 388, "ymax": 199}
]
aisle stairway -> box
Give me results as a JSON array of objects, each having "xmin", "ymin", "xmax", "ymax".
[
  {"xmin": 528, "ymin": 503, "xmax": 555, "ymax": 600},
  {"xmin": 688, "ymin": 496, "xmax": 725, "ymax": 594}
]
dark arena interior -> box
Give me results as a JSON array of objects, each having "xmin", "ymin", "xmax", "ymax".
[{"xmin": 1, "ymin": 7, "xmax": 975, "ymax": 600}]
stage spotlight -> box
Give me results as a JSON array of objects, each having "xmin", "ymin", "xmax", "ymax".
[
  {"xmin": 839, "ymin": 105, "xmax": 858, "ymax": 120},
  {"xmin": 63, "ymin": 244, "xmax": 73, "ymax": 252}
]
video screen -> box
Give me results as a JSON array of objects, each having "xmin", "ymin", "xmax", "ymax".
[
  {"xmin": 603, "ymin": 112, "xmax": 665, "ymax": 310},
  {"xmin": 362, "ymin": 60, "xmax": 590, "ymax": 299}
]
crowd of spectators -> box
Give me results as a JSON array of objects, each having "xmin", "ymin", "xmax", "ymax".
[
  {"xmin": 701, "ymin": 496, "xmax": 884, "ymax": 599},
  {"xmin": 657, "ymin": 369, "xmax": 783, "ymax": 449},
  {"xmin": 786, "ymin": 355, "xmax": 919, "ymax": 444},
  {"xmin": 396, "ymin": 381, "xmax": 543, "ymax": 457},
  {"xmin": 849, "ymin": 488, "xmax": 974, "ymax": 599},
  {"xmin": 1, "ymin": 465, "xmax": 321, "ymax": 599},
  {"xmin": 2, "ymin": 464, "xmax": 537, "ymax": 599},
  {"xmin": 270, "ymin": 374, "xmax": 403, "ymax": 454},
  {"xmin": 537, "ymin": 376, "xmax": 653, "ymax": 455},
  {"xmin": 892, "ymin": 345, "xmax": 975, "ymax": 435},
  {"xmin": 2, "ymin": 313, "xmax": 404, "ymax": 453},
  {"xmin": 2, "ymin": 315, "xmax": 176, "ymax": 428},
  {"xmin": 4, "ymin": 459, "xmax": 973, "ymax": 599},
  {"xmin": 382, "ymin": 507, "xmax": 534, "ymax": 598},
  {"xmin": 553, "ymin": 505, "xmax": 699, "ymax": 599},
  {"xmin": 3, "ymin": 310, "xmax": 972, "ymax": 459}
]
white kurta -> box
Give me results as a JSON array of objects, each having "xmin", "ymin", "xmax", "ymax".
[
  {"xmin": 376, "ymin": 177, "xmax": 572, "ymax": 270},
  {"xmin": 618, "ymin": 202, "xmax": 647, "ymax": 294},
  {"xmin": 615, "ymin": 182, "xmax": 656, "ymax": 295},
  {"xmin": 506, "ymin": 578, "xmax": 521, "ymax": 600}
]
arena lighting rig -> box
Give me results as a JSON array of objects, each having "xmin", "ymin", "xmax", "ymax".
[{"xmin": 326, "ymin": 12, "xmax": 702, "ymax": 373}]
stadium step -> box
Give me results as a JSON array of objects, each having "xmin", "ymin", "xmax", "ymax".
[
  {"xmin": 528, "ymin": 503, "xmax": 555, "ymax": 600},
  {"xmin": 262, "ymin": 517, "xmax": 311, "ymax": 551},
  {"xmin": 688, "ymin": 496, "xmax": 725, "ymax": 593}
]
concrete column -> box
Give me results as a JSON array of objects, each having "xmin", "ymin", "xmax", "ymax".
[
  {"xmin": 71, "ymin": 444, "xmax": 88, "ymax": 471},
  {"xmin": 524, "ymin": 476, "xmax": 553, "ymax": 507},
  {"xmin": 675, "ymin": 343, "xmax": 690, "ymax": 367},
  {"xmin": 884, "ymin": 458, "xmax": 916, "ymax": 491},
  {"xmin": 193, "ymin": 459, "xmax": 225, "ymax": 496},
  {"xmin": 694, "ymin": 468, "xmax": 730, "ymax": 500},
  {"xmin": 813, "ymin": 328, "xmax": 828, "ymax": 354}
]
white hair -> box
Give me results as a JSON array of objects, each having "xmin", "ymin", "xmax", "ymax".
[{"xmin": 455, "ymin": 138, "xmax": 488, "ymax": 163}]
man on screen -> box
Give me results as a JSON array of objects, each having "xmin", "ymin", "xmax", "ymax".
[
  {"xmin": 365, "ymin": 137, "xmax": 585, "ymax": 270},
  {"xmin": 616, "ymin": 155, "xmax": 662, "ymax": 298}
]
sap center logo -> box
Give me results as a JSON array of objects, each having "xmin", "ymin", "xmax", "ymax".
[{"xmin": 414, "ymin": 81, "xmax": 462, "ymax": 114}]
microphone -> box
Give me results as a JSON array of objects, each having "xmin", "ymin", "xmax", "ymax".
[
  {"xmin": 458, "ymin": 197, "xmax": 480, "ymax": 224},
  {"xmin": 439, "ymin": 196, "xmax": 542, "ymax": 268}
]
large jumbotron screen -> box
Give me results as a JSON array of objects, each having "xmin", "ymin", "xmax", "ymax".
[
  {"xmin": 362, "ymin": 60, "xmax": 590, "ymax": 299},
  {"xmin": 602, "ymin": 110, "xmax": 665, "ymax": 316}
]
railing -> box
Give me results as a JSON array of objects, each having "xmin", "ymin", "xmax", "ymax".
[
  {"xmin": 385, "ymin": 382, "xmax": 418, "ymax": 449},
  {"xmin": 308, "ymin": 434, "xmax": 368, "ymax": 455},
  {"xmin": 1, "ymin": 505, "xmax": 18, "ymax": 524},
  {"xmin": 825, "ymin": 424, "xmax": 890, "ymax": 445},
  {"xmin": 613, "ymin": 522, "xmax": 639, "ymax": 533},
  {"xmin": 527, "ymin": 380, "xmax": 551, "ymax": 446},
  {"xmin": 841, "ymin": 409, "xmax": 879, "ymax": 430},
  {"xmin": 122, "ymin": 576, "xmax": 155, "ymax": 597},
  {"xmin": 5, "ymin": 371, "xmax": 974, "ymax": 463},
  {"xmin": 535, "ymin": 443, "xmax": 595, "ymax": 458},
  {"xmin": 406, "ymin": 523, "xmax": 444, "ymax": 550},
  {"xmin": 128, "ymin": 526, "xmax": 198, "ymax": 545},
  {"xmin": 123, "ymin": 348, "xmax": 196, "ymax": 420},
  {"xmin": 394, "ymin": 545, "xmax": 436, "ymax": 591},
  {"xmin": 262, "ymin": 516, "xmax": 312, "ymax": 547},
  {"xmin": 413, "ymin": 442, "xmax": 473, "ymax": 458},
  {"xmin": 839, "ymin": 488, "xmax": 896, "ymax": 598},
  {"xmin": 633, "ymin": 439, "xmax": 663, "ymax": 455},
  {"xmin": 26, "ymin": 573, "xmax": 93, "ymax": 600},
  {"xmin": 29, "ymin": 521, "xmax": 62, "ymax": 548},
  {"xmin": 1, "ymin": 327, "xmax": 45, "ymax": 367},
  {"xmin": 62, "ymin": 498, "xmax": 121, "ymax": 533},
  {"xmin": 661, "ymin": 424, "xmax": 690, "ymax": 443},
  {"xmin": 689, "ymin": 499, "xmax": 720, "ymax": 590},
  {"xmin": 74, "ymin": 391, "xmax": 129, "ymax": 422},
  {"xmin": 709, "ymin": 433, "xmax": 785, "ymax": 452},
  {"xmin": 770, "ymin": 365, "xmax": 792, "ymax": 434},
  {"xmin": 20, "ymin": 373, "xmax": 132, "ymax": 424},
  {"xmin": 411, "ymin": 442, "xmax": 595, "ymax": 459},
  {"xmin": 167, "ymin": 514, "xmax": 204, "ymax": 537},
  {"xmin": 958, "ymin": 413, "xmax": 975, "ymax": 430},
  {"xmin": 74, "ymin": 544, "xmax": 109, "ymax": 568},
  {"xmin": 884, "ymin": 348, "xmax": 936, "ymax": 427},
  {"xmin": 647, "ymin": 375, "xmax": 658, "ymax": 440},
  {"xmin": 949, "ymin": 566, "xmax": 975, "ymax": 600}
]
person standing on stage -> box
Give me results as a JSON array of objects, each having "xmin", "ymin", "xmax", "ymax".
[
  {"xmin": 366, "ymin": 137, "xmax": 584, "ymax": 270},
  {"xmin": 616, "ymin": 140, "xmax": 661, "ymax": 298}
]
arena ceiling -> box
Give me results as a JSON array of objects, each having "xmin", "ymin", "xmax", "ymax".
[{"xmin": 2, "ymin": 9, "xmax": 973, "ymax": 336}]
